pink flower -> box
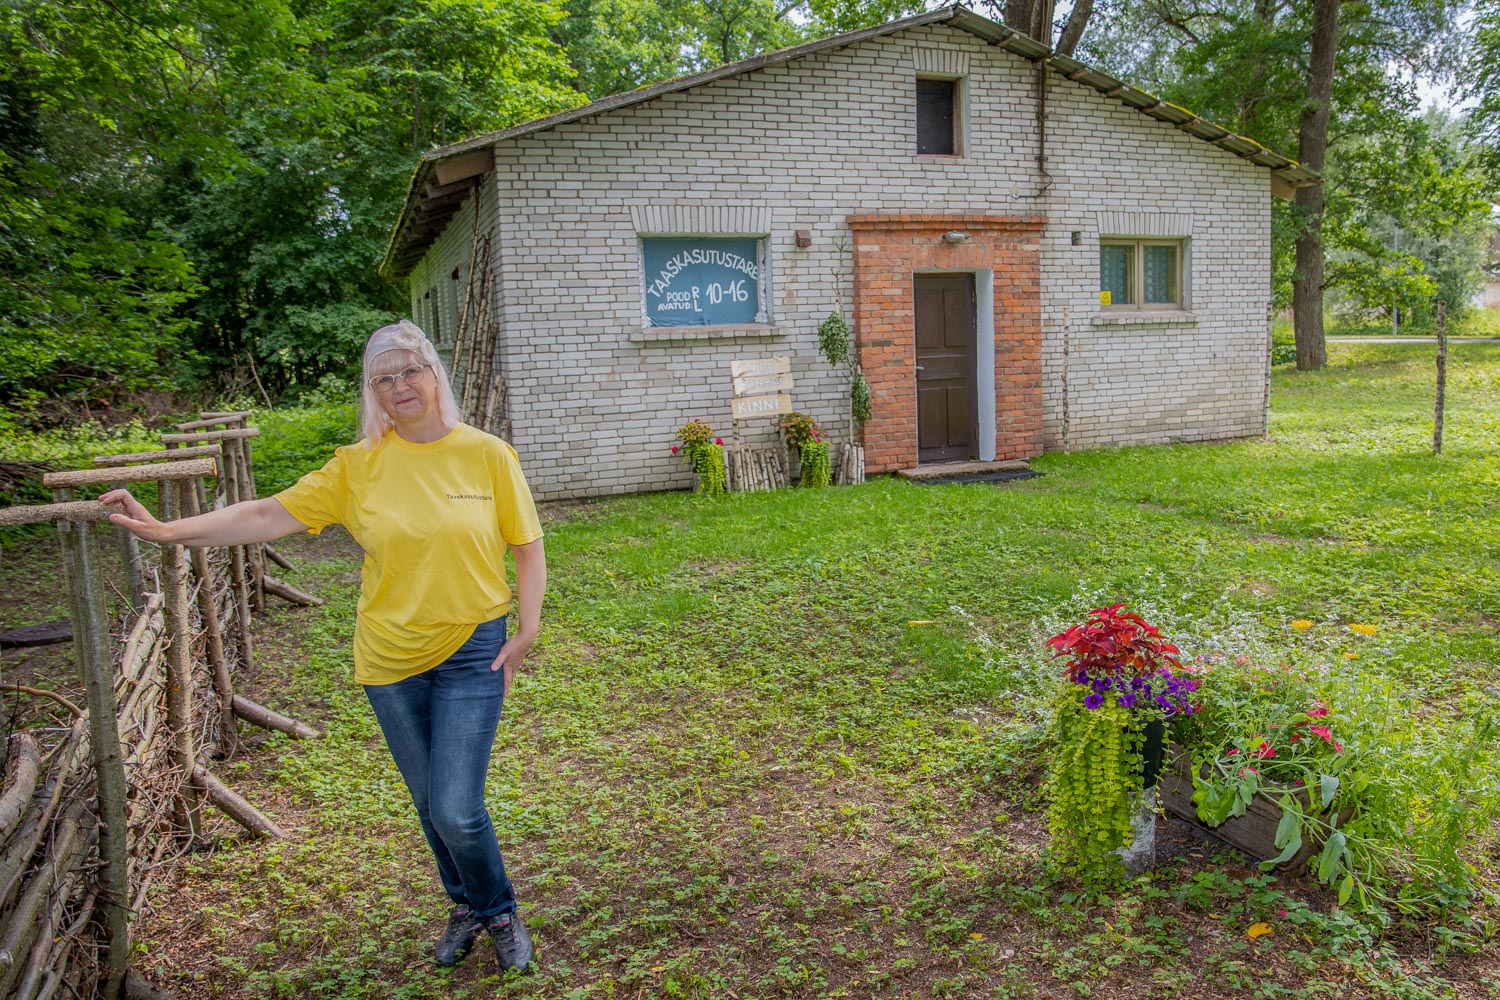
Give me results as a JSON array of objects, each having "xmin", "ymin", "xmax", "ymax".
[
  {"xmin": 1309, "ymin": 703, "xmax": 1328, "ymax": 717},
  {"xmin": 715, "ymin": 438, "xmax": 723, "ymax": 445},
  {"xmin": 1309, "ymin": 724, "xmax": 1335, "ymax": 745},
  {"xmin": 1235, "ymin": 655, "xmax": 1250, "ymax": 665},
  {"xmin": 1227, "ymin": 748, "xmax": 1241, "ymax": 755},
  {"xmin": 1253, "ymin": 742, "xmax": 1276, "ymax": 760},
  {"xmin": 671, "ymin": 446, "xmax": 679, "ymax": 454},
  {"xmin": 1278, "ymin": 909, "xmax": 1287, "ymax": 918}
]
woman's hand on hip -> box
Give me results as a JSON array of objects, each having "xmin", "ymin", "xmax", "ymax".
[{"xmin": 491, "ymin": 630, "xmax": 536, "ymax": 696}]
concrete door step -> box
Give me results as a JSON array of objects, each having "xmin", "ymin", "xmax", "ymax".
[{"xmin": 894, "ymin": 459, "xmax": 1032, "ymax": 481}]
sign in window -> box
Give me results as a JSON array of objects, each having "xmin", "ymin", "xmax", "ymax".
[{"xmin": 642, "ymin": 237, "xmax": 764, "ymax": 327}]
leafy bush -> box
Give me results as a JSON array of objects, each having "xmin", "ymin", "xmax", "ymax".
[
  {"xmin": 0, "ymin": 419, "xmax": 160, "ymax": 507},
  {"xmin": 250, "ymin": 397, "xmax": 359, "ymax": 497},
  {"xmin": 1177, "ymin": 640, "xmax": 1499, "ymax": 916}
]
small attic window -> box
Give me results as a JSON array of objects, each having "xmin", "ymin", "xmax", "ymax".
[{"xmin": 916, "ymin": 77, "xmax": 959, "ymax": 156}]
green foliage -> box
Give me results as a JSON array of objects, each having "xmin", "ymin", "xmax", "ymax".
[
  {"xmin": 817, "ymin": 311, "xmax": 850, "ymax": 367},
  {"xmin": 1046, "ymin": 686, "xmax": 1145, "ymax": 877},
  {"xmin": 778, "ymin": 411, "xmax": 821, "ymax": 449},
  {"xmin": 1176, "ymin": 638, "xmax": 1500, "ymax": 915},
  {"xmin": 687, "ymin": 442, "xmax": 727, "ymax": 496},
  {"xmin": 248, "ymin": 393, "xmax": 359, "ymax": 496},
  {"xmin": 798, "ymin": 440, "xmax": 831, "ymax": 487},
  {"xmin": 850, "ymin": 370, "xmax": 872, "ymax": 423},
  {"xmin": 673, "ymin": 418, "xmax": 726, "ymax": 495},
  {"xmin": 1079, "ymin": 0, "xmax": 1489, "ymax": 319}
]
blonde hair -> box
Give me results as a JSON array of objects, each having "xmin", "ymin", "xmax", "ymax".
[{"xmin": 359, "ymin": 320, "xmax": 460, "ymax": 448}]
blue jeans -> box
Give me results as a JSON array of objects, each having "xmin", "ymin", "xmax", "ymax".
[{"xmin": 363, "ymin": 617, "xmax": 516, "ymax": 918}]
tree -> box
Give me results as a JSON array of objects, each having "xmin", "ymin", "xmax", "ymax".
[{"xmin": 1078, "ymin": 0, "xmax": 1472, "ymax": 368}]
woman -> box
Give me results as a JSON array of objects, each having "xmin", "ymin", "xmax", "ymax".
[{"xmin": 103, "ymin": 320, "xmax": 545, "ymax": 973}]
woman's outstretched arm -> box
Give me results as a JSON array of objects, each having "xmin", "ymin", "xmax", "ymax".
[{"xmin": 101, "ymin": 489, "xmax": 310, "ymax": 548}]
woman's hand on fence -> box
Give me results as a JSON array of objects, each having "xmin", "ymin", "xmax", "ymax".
[
  {"xmin": 100, "ymin": 489, "xmax": 174, "ymax": 542},
  {"xmin": 490, "ymin": 630, "xmax": 535, "ymax": 697}
]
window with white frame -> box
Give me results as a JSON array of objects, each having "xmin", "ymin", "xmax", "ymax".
[
  {"xmin": 641, "ymin": 236, "xmax": 768, "ymax": 327},
  {"xmin": 1099, "ymin": 239, "xmax": 1185, "ymax": 309}
]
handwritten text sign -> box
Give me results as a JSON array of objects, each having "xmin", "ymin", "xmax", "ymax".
[
  {"xmin": 733, "ymin": 372, "xmax": 793, "ymax": 396},
  {"xmin": 730, "ymin": 356, "xmax": 790, "ymax": 378},
  {"xmin": 731, "ymin": 393, "xmax": 793, "ymax": 421},
  {"xmin": 644, "ymin": 238, "xmax": 760, "ymax": 327}
]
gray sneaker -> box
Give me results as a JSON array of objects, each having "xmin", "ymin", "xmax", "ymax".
[
  {"xmin": 434, "ymin": 905, "xmax": 483, "ymax": 966},
  {"xmin": 485, "ymin": 911, "xmax": 535, "ymax": 973}
]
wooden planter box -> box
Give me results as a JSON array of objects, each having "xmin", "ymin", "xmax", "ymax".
[{"xmin": 1159, "ymin": 752, "xmax": 1348, "ymax": 874}]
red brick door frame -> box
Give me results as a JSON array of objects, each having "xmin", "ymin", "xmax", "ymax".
[{"xmin": 850, "ymin": 213, "xmax": 1045, "ymax": 473}]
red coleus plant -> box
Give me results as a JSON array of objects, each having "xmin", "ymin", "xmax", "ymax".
[{"xmin": 1046, "ymin": 603, "xmax": 1183, "ymax": 683}]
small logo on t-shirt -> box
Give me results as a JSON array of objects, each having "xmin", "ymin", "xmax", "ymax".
[{"xmin": 447, "ymin": 493, "xmax": 493, "ymax": 501}]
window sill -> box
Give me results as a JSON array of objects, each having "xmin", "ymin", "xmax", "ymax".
[
  {"xmin": 1092, "ymin": 310, "xmax": 1197, "ymax": 326},
  {"xmin": 917, "ymin": 153, "xmax": 964, "ymax": 160},
  {"xmin": 630, "ymin": 324, "xmax": 783, "ymax": 344}
]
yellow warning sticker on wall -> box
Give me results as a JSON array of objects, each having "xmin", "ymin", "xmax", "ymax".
[{"xmin": 1099, "ymin": 290, "xmax": 1112, "ymax": 305}]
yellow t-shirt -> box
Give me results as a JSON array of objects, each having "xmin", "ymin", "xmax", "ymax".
[{"xmin": 273, "ymin": 423, "xmax": 544, "ymax": 686}]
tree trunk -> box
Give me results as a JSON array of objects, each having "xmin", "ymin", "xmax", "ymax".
[
  {"xmin": 1291, "ymin": 0, "xmax": 1340, "ymax": 371},
  {"xmin": 1003, "ymin": 0, "xmax": 1056, "ymax": 44},
  {"xmin": 1055, "ymin": 0, "xmax": 1093, "ymax": 56}
]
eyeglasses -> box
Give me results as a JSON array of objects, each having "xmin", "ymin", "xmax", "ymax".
[{"xmin": 368, "ymin": 364, "xmax": 430, "ymax": 392}]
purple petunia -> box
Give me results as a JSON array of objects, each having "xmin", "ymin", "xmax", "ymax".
[
  {"xmin": 1083, "ymin": 693, "xmax": 1105, "ymax": 710},
  {"xmin": 1116, "ymin": 692, "xmax": 1137, "ymax": 708}
]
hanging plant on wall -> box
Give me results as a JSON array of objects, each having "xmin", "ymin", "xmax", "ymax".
[
  {"xmin": 779, "ymin": 412, "xmax": 831, "ymax": 488},
  {"xmin": 817, "ymin": 311, "xmax": 870, "ymax": 429},
  {"xmin": 672, "ymin": 419, "xmax": 727, "ymax": 497}
]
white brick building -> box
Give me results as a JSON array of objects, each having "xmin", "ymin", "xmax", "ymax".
[{"xmin": 381, "ymin": 6, "xmax": 1315, "ymax": 500}]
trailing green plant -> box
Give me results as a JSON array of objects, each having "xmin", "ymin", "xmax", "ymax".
[
  {"xmin": 799, "ymin": 440, "xmax": 831, "ymax": 488},
  {"xmin": 672, "ymin": 418, "xmax": 726, "ymax": 496},
  {"xmin": 817, "ymin": 311, "xmax": 850, "ymax": 367},
  {"xmin": 1043, "ymin": 605, "xmax": 1196, "ymax": 876},
  {"xmin": 1046, "ymin": 687, "xmax": 1144, "ymax": 875},
  {"xmin": 850, "ymin": 371, "xmax": 872, "ymax": 424}
]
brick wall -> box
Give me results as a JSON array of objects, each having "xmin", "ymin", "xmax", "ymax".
[
  {"xmin": 851, "ymin": 214, "xmax": 1044, "ymax": 472},
  {"xmin": 409, "ymin": 23, "xmax": 1273, "ymax": 499}
]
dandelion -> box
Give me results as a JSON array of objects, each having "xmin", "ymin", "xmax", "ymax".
[
  {"xmin": 1344, "ymin": 652, "xmax": 1359, "ymax": 660},
  {"xmin": 1290, "ymin": 619, "xmax": 1314, "ymax": 630},
  {"xmin": 1349, "ymin": 623, "xmax": 1376, "ymax": 636}
]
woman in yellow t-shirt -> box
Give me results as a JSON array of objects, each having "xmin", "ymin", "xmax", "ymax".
[{"xmin": 102, "ymin": 321, "xmax": 546, "ymax": 974}]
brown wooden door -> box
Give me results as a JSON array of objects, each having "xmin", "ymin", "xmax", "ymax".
[{"xmin": 914, "ymin": 274, "xmax": 977, "ymax": 463}]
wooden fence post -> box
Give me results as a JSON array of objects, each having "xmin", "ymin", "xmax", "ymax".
[
  {"xmin": 49, "ymin": 487, "xmax": 130, "ymax": 1000},
  {"xmin": 159, "ymin": 480, "xmax": 205, "ymax": 842},
  {"xmin": 1434, "ymin": 300, "xmax": 1447, "ymax": 456}
]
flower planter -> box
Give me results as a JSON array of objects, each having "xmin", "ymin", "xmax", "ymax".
[{"xmin": 1159, "ymin": 751, "xmax": 1349, "ymax": 874}]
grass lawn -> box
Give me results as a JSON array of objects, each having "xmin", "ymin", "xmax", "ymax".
[{"xmin": 82, "ymin": 343, "xmax": 1500, "ymax": 997}]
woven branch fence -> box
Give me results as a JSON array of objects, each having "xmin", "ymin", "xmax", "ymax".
[{"xmin": 0, "ymin": 413, "xmax": 321, "ymax": 1000}]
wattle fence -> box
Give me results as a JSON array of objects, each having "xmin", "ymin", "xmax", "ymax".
[{"xmin": 0, "ymin": 412, "xmax": 320, "ymax": 1000}]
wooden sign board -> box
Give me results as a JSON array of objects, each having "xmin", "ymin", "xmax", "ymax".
[
  {"xmin": 731, "ymin": 393, "xmax": 793, "ymax": 421},
  {"xmin": 733, "ymin": 372, "xmax": 793, "ymax": 396},
  {"xmin": 731, "ymin": 357, "xmax": 790, "ymax": 379}
]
